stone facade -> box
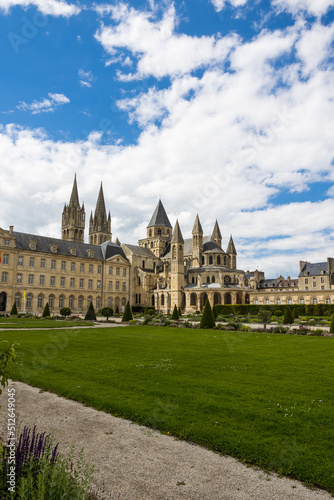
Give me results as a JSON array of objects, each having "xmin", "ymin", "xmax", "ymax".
[{"xmin": 1, "ymin": 177, "xmax": 334, "ymax": 315}]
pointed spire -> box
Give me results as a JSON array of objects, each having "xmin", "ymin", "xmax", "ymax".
[
  {"xmin": 227, "ymin": 235, "xmax": 237, "ymax": 254},
  {"xmin": 171, "ymin": 220, "xmax": 184, "ymax": 244},
  {"xmin": 115, "ymin": 237, "xmax": 121, "ymax": 246},
  {"xmin": 212, "ymin": 220, "xmax": 222, "ymax": 240},
  {"xmin": 147, "ymin": 199, "xmax": 172, "ymax": 228},
  {"xmin": 192, "ymin": 214, "xmax": 203, "ymax": 235},
  {"xmin": 94, "ymin": 182, "xmax": 107, "ymax": 219},
  {"xmin": 69, "ymin": 174, "xmax": 80, "ymax": 208}
]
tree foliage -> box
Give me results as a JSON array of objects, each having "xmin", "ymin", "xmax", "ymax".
[
  {"xmin": 101, "ymin": 307, "xmax": 114, "ymax": 321},
  {"xmin": 10, "ymin": 302, "xmax": 18, "ymax": 316},
  {"xmin": 200, "ymin": 299, "xmax": 215, "ymax": 329},
  {"xmin": 85, "ymin": 302, "xmax": 96, "ymax": 321},
  {"xmin": 330, "ymin": 313, "xmax": 334, "ymax": 334},
  {"xmin": 258, "ymin": 309, "xmax": 272, "ymax": 331},
  {"xmin": 60, "ymin": 307, "xmax": 71, "ymax": 318},
  {"xmin": 0, "ymin": 341, "xmax": 17, "ymax": 409},
  {"xmin": 122, "ymin": 302, "xmax": 133, "ymax": 322},
  {"xmin": 171, "ymin": 305, "xmax": 179, "ymax": 320},
  {"xmin": 42, "ymin": 302, "xmax": 50, "ymax": 318}
]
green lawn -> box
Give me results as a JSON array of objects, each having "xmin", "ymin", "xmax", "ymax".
[
  {"xmin": 1, "ymin": 326, "xmax": 334, "ymax": 493},
  {"xmin": 0, "ymin": 318, "xmax": 93, "ymax": 328}
]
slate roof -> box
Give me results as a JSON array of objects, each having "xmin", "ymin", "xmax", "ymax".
[
  {"xmin": 162, "ymin": 235, "xmax": 213, "ymax": 258},
  {"xmin": 171, "ymin": 220, "xmax": 184, "ymax": 244},
  {"xmin": 226, "ymin": 235, "xmax": 237, "ymax": 254},
  {"xmin": 13, "ymin": 231, "xmax": 105, "ymax": 260},
  {"xmin": 298, "ymin": 262, "xmax": 328, "ymax": 277},
  {"xmin": 123, "ymin": 244, "xmax": 157, "ymax": 258},
  {"xmin": 192, "ymin": 214, "xmax": 203, "ymax": 234},
  {"xmin": 258, "ymin": 278, "xmax": 298, "ymax": 289},
  {"xmin": 212, "ymin": 220, "xmax": 222, "ymax": 240},
  {"xmin": 147, "ymin": 200, "xmax": 172, "ymax": 228},
  {"xmin": 100, "ymin": 241, "xmax": 128, "ymax": 261},
  {"xmin": 202, "ymin": 241, "xmax": 225, "ymax": 254}
]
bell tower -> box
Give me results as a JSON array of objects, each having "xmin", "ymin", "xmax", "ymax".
[
  {"xmin": 170, "ymin": 220, "xmax": 184, "ymax": 310},
  {"xmin": 62, "ymin": 174, "xmax": 85, "ymax": 243},
  {"xmin": 89, "ymin": 183, "xmax": 112, "ymax": 245},
  {"xmin": 192, "ymin": 214, "xmax": 203, "ymax": 267}
]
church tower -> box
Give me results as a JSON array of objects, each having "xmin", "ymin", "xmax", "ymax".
[
  {"xmin": 89, "ymin": 183, "xmax": 112, "ymax": 245},
  {"xmin": 62, "ymin": 174, "xmax": 85, "ymax": 243},
  {"xmin": 212, "ymin": 220, "xmax": 222, "ymax": 248},
  {"xmin": 170, "ymin": 220, "xmax": 184, "ymax": 310},
  {"xmin": 227, "ymin": 235, "xmax": 237, "ymax": 269},
  {"xmin": 192, "ymin": 214, "xmax": 203, "ymax": 267},
  {"xmin": 139, "ymin": 199, "xmax": 172, "ymax": 257}
]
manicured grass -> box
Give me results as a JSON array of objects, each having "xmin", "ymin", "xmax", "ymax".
[
  {"xmin": 0, "ymin": 318, "xmax": 92, "ymax": 329},
  {"xmin": 1, "ymin": 326, "xmax": 334, "ymax": 493}
]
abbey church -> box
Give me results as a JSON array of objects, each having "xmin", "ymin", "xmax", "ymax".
[{"xmin": 1, "ymin": 176, "xmax": 334, "ymax": 315}]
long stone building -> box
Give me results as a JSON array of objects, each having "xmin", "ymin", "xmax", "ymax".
[{"xmin": 1, "ymin": 177, "xmax": 334, "ymax": 315}]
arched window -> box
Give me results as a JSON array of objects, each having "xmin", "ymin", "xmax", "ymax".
[
  {"xmin": 161, "ymin": 294, "xmax": 165, "ymax": 306},
  {"xmin": 209, "ymin": 256, "xmax": 213, "ymax": 265},
  {"xmin": 313, "ymin": 298, "xmax": 318, "ymax": 304},
  {"xmin": 276, "ymin": 298, "xmax": 281, "ymax": 305},
  {"xmin": 224, "ymin": 275, "xmax": 231, "ymax": 284},
  {"xmin": 190, "ymin": 293, "xmax": 197, "ymax": 306},
  {"xmin": 49, "ymin": 295, "xmax": 54, "ymax": 309},
  {"xmin": 37, "ymin": 294, "xmax": 43, "ymax": 308},
  {"xmin": 107, "ymin": 297, "xmax": 112, "ymax": 307},
  {"xmin": 172, "ymin": 245, "xmax": 176, "ymax": 260},
  {"xmin": 96, "ymin": 297, "xmax": 101, "ymax": 309},
  {"xmin": 26, "ymin": 294, "xmax": 32, "ymax": 308},
  {"xmin": 69, "ymin": 296, "xmax": 74, "ymax": 309},
  {"xmin": 265, "ymin": 299, "xmax": 270, "ymax": 305},
  {"xmin": 142, "ymin": 260, "xmax": 145, "ymax": 269},
  {"xmin": 255, "ymin": 299, "xmax": 259, "ymax": 305},
  {"xmin": 217, "ymin": 256, "xmax": 221, "ymax": 265},
  {"xmin": 207, "ymin": 276, "xmax": 210, "ymax": 283},
  {"xmin": 192, "ymin": 277, "xmax": 195, "ymax": 283},
  {"xmin": 15, "ymin": 293, "xmax": 21, "ymax": 308},
  {"xmin": 326, "ymin": 298, "xmax": 331, "ymax": 304},
  {"xmin": 149, "ymin": 229, "xmax": 152, "ymax": 237},
  {"xmin": 78, "ymin": 296, "xmax": 83, "ymax": 309},
  {"xmin": 121, "ymin": 298, "xmax": 126, "ymax": 311},
  {"xmin": 288, "ymin": 298, "xmax": 292, "ymax": 305},
  {"xmin": 224, "ymin": 256, "xmax": 227, "ymax": 265},
  {"xmin": 212, "ymin": 276, "xmax": 215, "ymax": 283},
  {"xmin": 202, "ymin": 256, "xmax": 205, "ymax": 265},
  {"xmin": 115, "ymin": 297, "xmax": 119, "ymax": 310},
  {"xmin": 300, "ymin": 298, "xmax": 305, "ymax": 304},
  {"xmin": 158, "ymin": 228, "xmax": 161, "ymax": 236},
  {"xmin": 151, "ymin": 242, "xmax": 154, "ymax": 248},
  {"xmin": 59, "ymin": 295, "xmax": 64, "ymax": 309}
]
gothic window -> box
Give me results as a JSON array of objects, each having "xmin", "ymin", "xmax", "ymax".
[
  {"xmin": 158, "ymin": 228, "xmax": 161, "ymax": 236},
  {"xmin": 326, "ymin": 298, "xmax": 331, "ymax": 304},
  {"xmin": 202, "ymin": 256, "xmax": 205, "ymax": 265},
  {"xmin": 224, "ymin": 256, "xmax": 227, "ymax": 265},
  {"xmin": 149, "ymin": 229, "xmax": 152, "ymax": 237},
  {"xmin": 161, "ymin": 294, "xmax": 165, "ymax": 306},
  {"xmin": 209, "ymin": 256, "xmax": 213, "ymax": 265},
  {"xmin": 190, "ymin": 293, "xmax": 197, "ymax": 306},
  {"xmin": 224, "ymin": 276, "xmax": 231, "ymax": 284},
  {"xmin": 172, "ymin": 245, "xmax": 176, "ymax": 260},
  {"xmin": 217, "ymin": 256, "xmax": 221, "ymax": 265},
  {"xmin": 142, "ymin": 260, "xmax": 145, "ymax": 269},
  {"xmin": 212, "ymin": 276, "xmax": 215, "ymax": 283},
  {"xmin": 151, "ymin": 242, "xmax": 154, "ymax": 248},
  {"xmin": 207, "ymin": 276, "xmax": 210, "ymax": 283}
]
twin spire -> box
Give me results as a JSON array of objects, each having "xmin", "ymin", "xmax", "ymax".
[{"xmin": 62, "ymin": 175, "xmax": 111, "ymax": 245}]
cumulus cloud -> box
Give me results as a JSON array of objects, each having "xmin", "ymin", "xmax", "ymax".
[
  {"xmin": 210, "ymin": 0, "xmax": 248, "ymax": 12},
  {"xmin": 95, "ymin": 4, "xmax": 239, "ymax": 79},
  {"xmin": 273, "ymin": 0, "xmax": 334, "ymax": 17},
  {"xmin": 0, "ymin": 0, "xmax": 80, "ymax": 16},
  {"xmin": 17, "ymin": 93, "xmax": 70, "ymax": 114}
]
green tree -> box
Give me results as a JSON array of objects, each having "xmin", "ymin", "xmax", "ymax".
[
  {"xmin": 171, "ymin": 305, "xmax": 179, "ymax": 320},
  {"xmin": 200, "ymin": 299, "xmax": 215, "ymax": 329},
  {"xmin": 122, "ymin": 302, "xmax": 133, "ymax": 322},
  {"xmin": 10, "ymin": 302, "xmax": 18, "ymax": 316},
  {"xmin": 115, "ymin": 305, "xmax": 119, "ymax": 314},
  {"xmin": 258, "ymin": 309, "xmax": 272, "ymax": 331},
  {"xmin": 60, "ymin": 307, "xmax": 71, "ymax": 318},
  {"xmin": 212, "ymin": 304, "xmax": 218, "ymax": 319},
  {"xmin": 42, "ymin": 302, "xmax": 50, "ymax": 318},
  {"xmin": 177, "ymin": 307, "xmax": 182, "ymax": 317},
  {"xmin": 330, "ymin": 313, "xmax": 334, "ymax": 334},
  {"xmin": 283, "ymin": 307, "xmax": 293, "ymax": 325},
  {"xmin": 292, "ymin": 307, "xmax": 299, "ymax": 320},
  {"xmin": 101, "ymin": 307, "xmax": 114, "ymax": 321},
  {"xmin": 85, "ymin": 302, "xmax": 96, "ymax": 321},
  {"xmin": 274, "ymin": 309, "xmax": 283, "ymax": 317}
]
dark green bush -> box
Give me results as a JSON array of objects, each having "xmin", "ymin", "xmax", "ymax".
[
  {"xmin": 200, "ymin": 299, "xmax": 215, "ymax": 329},
  {"xmin": 85, "ymin": 302, "xmax": 96, "ymax": 321}
]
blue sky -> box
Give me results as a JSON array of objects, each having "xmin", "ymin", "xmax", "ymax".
[{"xmin": 0, "ymin": 0, "xmax": 334, "ymax": 277}]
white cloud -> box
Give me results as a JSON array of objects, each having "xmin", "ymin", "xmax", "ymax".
[
  {"xmin": 296, "ymin": 22, "xmax": 334, "ymax": 76},
  {"xmin": 273, "ymin": 0, "xmax": 334, "ymax": 17},
  {"xmin": 0, "ymin": 0, "xmax": 81, "ymax": 16},
  {"xmin": 78, "ymin": 69, "xmax": 95, "ymax": 88},
  {"xmin": 210, "ymin": 0, "xmax": 248, "ymax": 12},
  {"xmin": 17, "ymin": 93, "xmax": 70, "ymax": 114},
  {"xmin": 95, "ymin": 4, "xmax": 239, "ymax": 79}
]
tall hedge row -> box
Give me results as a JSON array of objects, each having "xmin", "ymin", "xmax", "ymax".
[{"xmin": 215, "ymin": 303, "xmax": 334, "ymax": 316}]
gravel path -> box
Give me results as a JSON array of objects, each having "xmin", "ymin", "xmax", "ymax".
[{"xmin": 0, "ymin": 381, "xmax": 332, "ymax": 500}]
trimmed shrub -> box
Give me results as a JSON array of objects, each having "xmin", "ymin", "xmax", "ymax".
[
  {"xmin": 10, "ymin": 302, "xmax": 18, "ymax": 316},
  {"xmin": 171, "ymin": 305, "xmax": 179, "ymax": 320},
  {"xmin": 122, "ymin": 301, "xmax": 133, "ymax": 322},
  {"xmin": 329, "ymin": 313, "xmax": 334, "ymax": 334},
  {"xmin": 178, "ymin": 307, "xmax": 182, "ymax": 317},
  {"xmin": 42, "ymin": 302, "xmax": 50, "ymax": 318},
  {"xmin": 200, "ymin": 299, "xmax": 215, "ymax": 329},
  {"xmin": 60, "ymin": 307, "xmax": 71, "ymax": 318},
  {"xmin": 212, "ymin": 304, "xmax": 219, "ymax": 319},
  {"xmin": 283, "ymin": 308, "xmax": 293, "ymax": 325},
  {"xmin": 101, "ymin": 306, "xmax": 114, "ymax": 321},
  {"xmin": 292, "ymin": 307, "xmax": 299, "ymax": 320},
  {"xmin": 85, "ymin": 302, "xmax": 96, "ymax": 321},
  {"xmin": 274, "ymin": 309, "xmax": 283, "ymax": 317}
]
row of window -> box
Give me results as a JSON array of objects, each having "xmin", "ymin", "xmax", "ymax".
[
  {"xmin": 305, "ymin": 277, "xmax": 325, "ymax": 284},
  {"xmin": 14, "ymin": 293, "xmax": 127, "ymax": 310},
  {"xmin": 2, "ymin": 255, "xmax": 127, "ymax": 277},
  {"xmin": 254, "ymin": 297, "xmax": 331, "ymax": 305}
]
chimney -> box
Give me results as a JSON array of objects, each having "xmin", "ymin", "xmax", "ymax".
[{"xmin": 9, "ymin": 226, "xmax": 13, "ymax": 235}]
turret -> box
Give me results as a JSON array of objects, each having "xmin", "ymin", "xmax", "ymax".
[
  {"xmin": 61, "ymin": 174, "xmax": 85, "ymax": 243},
  {"xmin": 170, "ymin": 220, "xmax": 184, "ymax": 311},
  {"xmin": 89, "ymin": 183, "xmax": 112, "ymax": 245},
  {"xmin": 212, "ymin": 220, "xmax": 222, "ymax": 248},
  {"xmin": 138, "ymin": 199, "xmax": 172, "ymax": 257},
  {"xmin": 227, "ymin": 235, "xmax": 237, "ymax": 269},
  {"xmin": 192, "ymin": 214, "xmax": 203, "ymax": 267}
]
